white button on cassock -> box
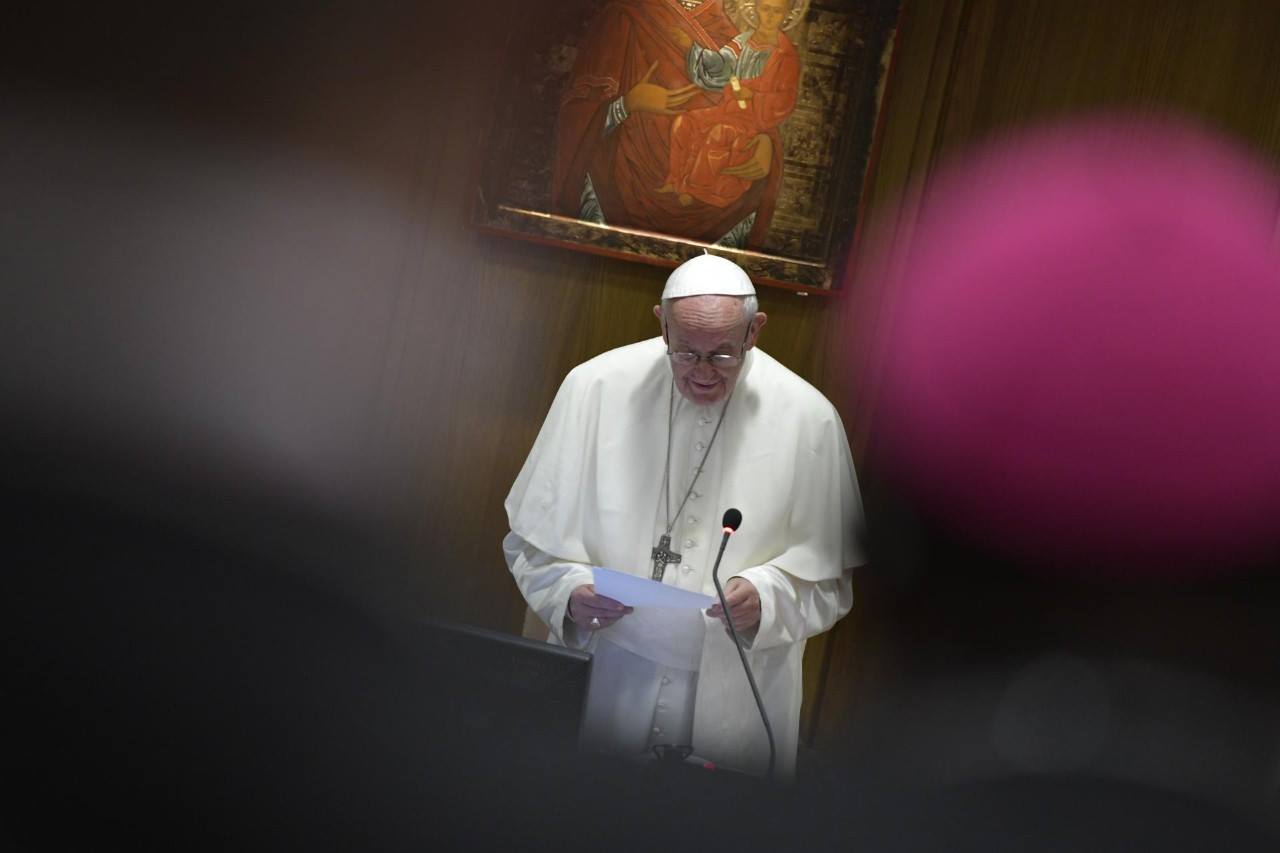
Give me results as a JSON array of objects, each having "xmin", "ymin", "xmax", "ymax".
[
  {"xmin": 684, "ymin": 539, "xmax": 696, "ymax": 549},
  {"xmin": 680, "ymin": 565, "xmax": 692, "ymax": 575}
]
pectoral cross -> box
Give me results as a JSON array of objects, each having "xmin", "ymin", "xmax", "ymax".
[{"xmin": 650, "ymin": 534, "xmax": 682, "ymax": 581}]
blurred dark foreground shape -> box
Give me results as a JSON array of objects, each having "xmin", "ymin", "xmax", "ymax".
[
  {"xmin": 4, "ymin": 13, "xmax": 1279, "ymax": 844},
  {"xmin": 0, "ymin": 92, "xmax": 776, "ymax": 851}
]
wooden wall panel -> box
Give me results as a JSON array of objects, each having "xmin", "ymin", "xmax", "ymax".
[
  {"xmin": 807, "ymin": 0, "xmax": 1280, "ymax": 749},
  {"xmin": 934, "ymin": 0, "xmax": 1280, "ymax": 162}
]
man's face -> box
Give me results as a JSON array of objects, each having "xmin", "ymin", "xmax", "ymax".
[
  {"xmin": 757, "ymin": 0, "xmax": 789, "ymax": 32},
  {"xmin": 656, "ymin": 295, "xmax": 766, "ymax": 406}
]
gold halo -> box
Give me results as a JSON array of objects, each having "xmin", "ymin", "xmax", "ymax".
[
  {"xmin": 726, "ymin": 0, "xmax": 811, "ymax": 33},
  {"xmin": 722, "ymin": 0, "xmax": 751, "ymax": 31}
]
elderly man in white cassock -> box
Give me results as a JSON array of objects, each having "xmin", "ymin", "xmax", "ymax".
[{"xmin": 504, "ymin": 254, "xmax": 865, "ymax": 778}]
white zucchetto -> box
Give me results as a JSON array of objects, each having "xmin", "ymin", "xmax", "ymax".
[{"xmin": 661, "ymin": 254, "xmax": 756, "ymax": 300}]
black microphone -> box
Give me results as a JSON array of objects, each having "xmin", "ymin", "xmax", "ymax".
[
  {"xmin": 722, "ymin": 508, "xmax": 742, "ymax": 533},
  {"xmin": 710, "ymin": 508, "xmax": 776, "ymax": 780}
]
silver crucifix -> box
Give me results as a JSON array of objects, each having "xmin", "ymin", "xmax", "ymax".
[{"xmin": 650, "ymin": 534, "xmax": 682, "ymax": 581}]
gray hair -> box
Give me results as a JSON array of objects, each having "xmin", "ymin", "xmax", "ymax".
[{"xmin": 662, "ymin": 294, "xmax": 759, "ymax": 325}]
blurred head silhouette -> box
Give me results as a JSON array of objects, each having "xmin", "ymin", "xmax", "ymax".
[{"xmin": 859, "ymin": 116, "xmax": 1280, "ymax": 582}]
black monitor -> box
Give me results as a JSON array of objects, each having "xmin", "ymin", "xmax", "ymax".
[{"xmin": 407, "ymin": 620, "xmax": 592, "ymax": 768}]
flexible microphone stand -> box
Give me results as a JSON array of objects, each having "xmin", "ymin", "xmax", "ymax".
[{"xmin": 710, "ymin": 508, "xmax": 776, "ymax": 780}]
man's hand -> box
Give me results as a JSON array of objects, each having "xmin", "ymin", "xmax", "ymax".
[
  {"xmin": 567, "ymin": 584, "xmax": 633, "ymax": 630},
  {"xmin": 707, "ymin": 577, "xmax": 761, "ymax": 632},
  {"xmin": 624, "ymin": 61, "xmax": 698, "ymax": 116},
  {"xmin": 722, "ymin": 133, "xmax": 773, "ymax": 181}
]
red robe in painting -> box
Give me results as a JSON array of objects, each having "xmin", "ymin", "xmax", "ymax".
[
  {"xmin": 553, "ymin": 0, "xmax": 786, "ymax": 247},
  {"xmin": 665, "ymin": 32, "xmax": 799, "ymax": 208}
]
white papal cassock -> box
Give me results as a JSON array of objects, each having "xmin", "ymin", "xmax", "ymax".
[{"xmin": 504, "ymin": 336, "xmax": 865, "ymax": 777}]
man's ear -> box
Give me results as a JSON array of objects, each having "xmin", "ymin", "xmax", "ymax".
[
  {"xmin": 653, "ymin": 305, "xmax": 666, "ymax": 341},
  {"xmin": 747, "ymin": 312, "xmax": 768, "ymax": 348}
]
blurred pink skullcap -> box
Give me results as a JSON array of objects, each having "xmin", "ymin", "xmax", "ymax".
[{"xmin": 868, "ymin": 116, "xmax": 1280, "ymax": 580}]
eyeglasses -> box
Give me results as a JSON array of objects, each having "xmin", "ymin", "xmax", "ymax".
[
  {"xmin": 668, "ymin": 351, "xmax": 742, "ymax": 368},
  {"xmin": 664, "ymin": 321, "xmax": 751, "ymax": 369}
]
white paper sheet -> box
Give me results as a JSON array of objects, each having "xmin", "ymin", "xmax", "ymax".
[{"xmin": 592, "ymin": 566, "xmax": 716, "ymax": 609}]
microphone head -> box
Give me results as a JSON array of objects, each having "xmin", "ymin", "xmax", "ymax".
[{"xmin": 722, "ymin": 508, "xmax": 742, "ymax": 532}]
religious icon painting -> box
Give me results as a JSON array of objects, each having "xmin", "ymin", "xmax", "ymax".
[{"xmin": 471, "ymin": 0, "xmax": 902, "ymax": 292}]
